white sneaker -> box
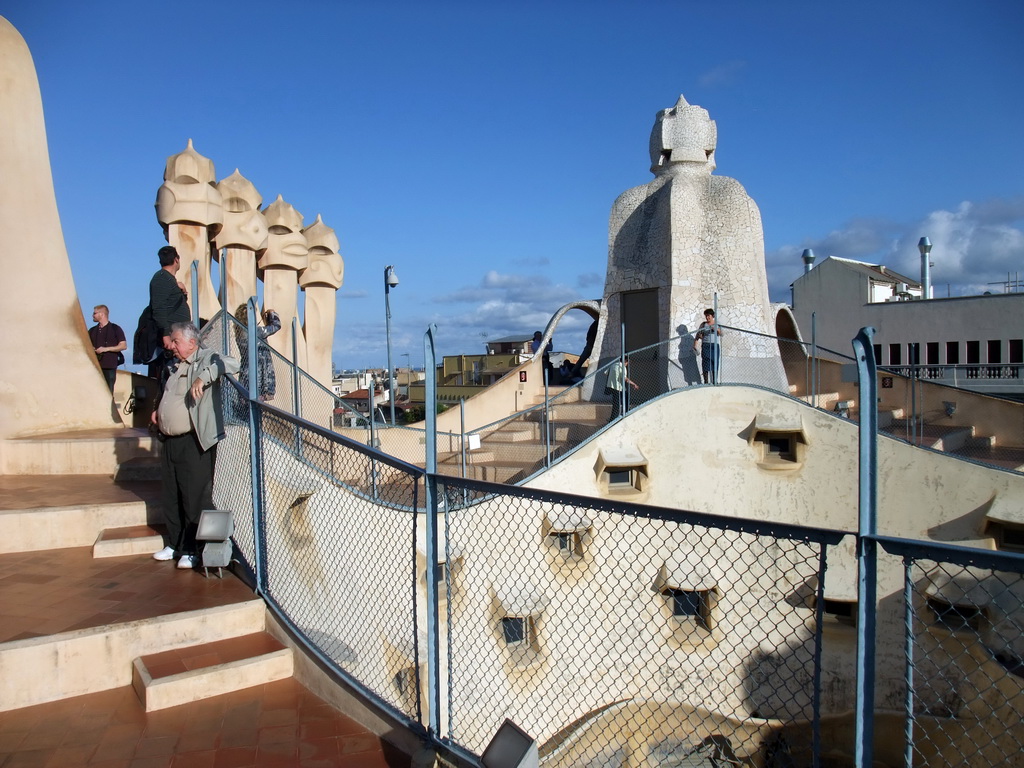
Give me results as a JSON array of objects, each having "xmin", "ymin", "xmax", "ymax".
[
  {"xmin": 176, "ymin": 555, "xmax": 195, "ymax": 570},
  {"xmin": 153, "ymin": 546, "xmax": 175, "ymax": 561}
]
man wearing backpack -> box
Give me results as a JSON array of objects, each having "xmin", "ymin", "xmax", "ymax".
[{"xmin": 147, "ymin": 245, "xmax": 190, "ymax": 379}]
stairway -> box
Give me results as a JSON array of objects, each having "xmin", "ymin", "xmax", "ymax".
[
  {"xmin": 436, "ymin": 384, "xmax": 612, "ymax": 485},
  {"xmin": 0, "ymin": 427, "xmax": 417, "ymax": 766}
]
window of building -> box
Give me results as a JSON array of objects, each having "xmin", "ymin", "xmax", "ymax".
[
  {"xmin": 501, "ymin": 616, "xmax": 534, "ymax": 646},
  {"xmin": 927, "ymin": 598, "xmax": 985, "ymax": 633},
  {"xmin": 946, "ymin": 341, "xmax": 960, "ymax": 365},
  {"xmin": 595, "ymin": 447, "xmax": 648, "ymax": 496},
  {"xmin": 987, "ymin": 340, "xmax": 1002, "ymax": 364},
  {"xmin": 966, "ymin": 341, "xmax": 980, "ymax": 364},
  {"xmin": 908, "ymin": 342, "xmax": 921, "ymax": 366},
  {"xmin": 991, "ymin": 523, "xmax": 1024, "ymax": 554},
  {"xmin": 662, "ymin": 588, "xmax": 716, "ymax": 632},
  {"xmin": 819, "ymin": 598, "xmax": 857, "ymax": 627},
  {"xmin": 548, "ymin": 531, "xmax": 582, "ymax": 557},
  {"xmin": 888, "ymin": 343, "xmax": 902, "ymax": 366},
  {"xmin": 1010, "ymin": 339, "xmax": 1023, "ymax": 364},
  {"xmin": 765, "ymin": 436, "xmax": 796, "ymax": 462},
  {"xmin": 873, "ymin": 344, "xmax": 882, "ymax": 365},
  {"xmin": 926, "ymin": 342, "xmax": 939, "ymax": 365},
  {"xmin": 433, "ymin": 561, "xmax": 449, "ymax": 584},
  {"xmin": 393, "ymin": 667, "xmax": 417, "ymax": 699},
  {"xmin": 750, "ymin": 417, "xmax": 807, "ymax": 470}
]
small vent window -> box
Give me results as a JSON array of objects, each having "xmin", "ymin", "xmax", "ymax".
[
  {"xmin": 662, "ymin": 588, "xmax": 715, "ymax": 631},
  {"xmin": 549, "ymin": 531, "xmax": 581, "ymax": 557},
  {"xmin": 928, "ymin": 599, "xmax": 985, "ymax": 633},
  {"xmin": 596, "ymin": 447, "xmax": 648, "ymax": 496},
  {"xmin": 819, "ymin": 598, "xmax": 857, "ymax": 627},
  {"xmin": 750, "ymin": 417, "xmax": 807, "ymax": 470},
  {"xmin": 501, "ymin": 616, "xmax": 533, "ymax": 646}
]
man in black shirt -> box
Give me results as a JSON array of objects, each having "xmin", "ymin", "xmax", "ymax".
[
  {"xmin": 148, "ymin": 245, "xmax": 190, "ymax": 380},
  {"xmin": 87, "ymin": 304, "xmax": 126, "ymax": 391}
]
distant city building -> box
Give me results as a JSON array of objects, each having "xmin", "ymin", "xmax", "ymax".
[{"xmin": 790, "ymin": 255, "xmax": 1024, "ymax": 399}]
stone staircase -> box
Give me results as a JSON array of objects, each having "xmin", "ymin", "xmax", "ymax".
[
  {"xmin": 436, "ymin": 385, "xmax": 611, "ymax": 485},
  {"xmin": 838, "ymin": 402, "xmax": 1024, "ymax": 471},
  {"xmin": 0, "ymin": 428, "xmax": 292, "ymax": 715}
]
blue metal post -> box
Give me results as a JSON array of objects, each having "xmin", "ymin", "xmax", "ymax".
[
  {"xmin": 713, "ymin": 292, "xmax": 720, "ymax": 384},
  {"xmin": 220, "ymin": 250, "xmax": 228, "ymax": 354},
  {"xmin": 190, "ymin": 261, "xmax": 199, "ymax": 327},
  {"xmin": 902, "ymin": 559, "xmax": 914, "ymax": 768},
  {"xmin": 811, "ymin": 312, "xmax": 818, "ymax": 408},
  {"xmin": 852, "ymin": 327, "xmax": 878, "ymax": 767},
  {"xmin": 543, "ymin": 365, "xmax": 551, "ymax": 466},
  {"xmin": 459, "ymin": 399, "xmax": 467, "ymax": 480},
  {"xmin": 245, "ymin": 299, "xmax": 266, "ymax": 593},
  {"xmin": 368, "ymin": 378, "xmax": 378, "ymax": 498},
  {"xmin": 423, "ymin": 324, "xmax": 441, "ymax": 735}
]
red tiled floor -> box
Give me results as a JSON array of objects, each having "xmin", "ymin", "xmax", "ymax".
[
  {"xmin": 0, "ymin": 473, "xmax": 160, "ymax": 512},
  {"xmin": 0, "ymin": 548, "xmax": 257, "ymax": 643},
  {"xmin": 0, "ymin": 680, "xmax": 410, "ymax": 767}
]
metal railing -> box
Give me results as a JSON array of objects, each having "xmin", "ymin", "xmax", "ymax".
[
  {"xmin": 207, "ymin": 320, "xmax": 1024, "ymax": 767},
  {"xmin": 202, "ymin": 307, "xmax": 1022, "ymax": 478}
]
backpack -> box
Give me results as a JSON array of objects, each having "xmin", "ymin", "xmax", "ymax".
[{"xmin": 132, "ymin": 305, "xmax": 161, "ymax": 365}]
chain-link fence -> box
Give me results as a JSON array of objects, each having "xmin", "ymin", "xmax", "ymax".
[
  {"xmin": 879, "ymin": 538, "xmax": 1024, "ymax": 768},
  {"xmin": 436, "ymin": 478, "xmax": 842, "ymax": 766},
  {"xmin": 201, "ymin": 309, "xmax": 1022, "ymax": 479},
  {"xmin": 211, "ymin": 373, "xmax": 1024, "ymax": 765}
]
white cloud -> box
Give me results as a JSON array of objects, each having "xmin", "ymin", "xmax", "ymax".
[{"xmin": 766, "ymin": 196, "xmax": 1024, "ymax": 301}]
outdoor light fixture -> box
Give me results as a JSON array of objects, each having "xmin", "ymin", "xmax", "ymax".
[
  {"xmin": 384, "ymin": 265, "xmax": 399, "ymax": 426},
  {"xmin": 943, "ymin": 401, "xmax": 957, "ymax": 418},
  {"xmin": 918, "ymin": 237, "xmax": 932, "ymax": 300},
  {"xmin": 196, "ymin": 509, "xmax": 234, "ymax": 578},
  {"xmin": 480, "ymin": 719, "xmax": 538, "ymax": 768}
]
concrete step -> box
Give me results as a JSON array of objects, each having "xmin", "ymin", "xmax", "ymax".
[
  {"xmin": 114, "ymin": 455, "xmax": 162, "ymax": 483},
  {"xmin": 93, "ymin": 524, "xmax": 166, "ymax": 559},
  {"xmin": 482, "ymin": 425, "xmax": 537, "ymax": 444},
  {"xmin": 0, "ymin": 475, "xmax": 161, "ymax": 555},
  {"xmin": 1, "ymin": 428, "xmax": 159, "ymax": 475},
  {"xmin": 132, "ymin": 631, "xmax": 292, "ymax": 712},
  {"xmin": 883, "ymin": 421, "xmax": 975, "ymax": 452},
  {"xmin": 0, "ymin": 598, "xmax": 266, "ymax": 711}
]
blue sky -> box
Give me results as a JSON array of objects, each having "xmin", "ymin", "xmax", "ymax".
[{"xmin": 5, "ymin": 1, "xmax": 1023, "ymax": 369}]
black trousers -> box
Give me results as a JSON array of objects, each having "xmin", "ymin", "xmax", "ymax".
[{"xmin": 161, "ymin": 432, "xmax": 216, "ymax": 555}]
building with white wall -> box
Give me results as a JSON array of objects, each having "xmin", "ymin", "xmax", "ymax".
[{"xmin": 790, "ymin": 255, "xmax": 1024, "ymax": 398}]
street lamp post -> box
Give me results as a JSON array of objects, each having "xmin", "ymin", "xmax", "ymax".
[{"xmin": 384, "ymin": 265, "xmax": 399, "ymax": 426}]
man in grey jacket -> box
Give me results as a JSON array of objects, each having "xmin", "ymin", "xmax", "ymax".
[{"xmin": 151, "ymin": 322, "xmax": 239, "ymax": 569}]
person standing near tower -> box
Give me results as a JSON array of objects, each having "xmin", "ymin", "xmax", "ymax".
[
  {"xmin": 148, "ymin": 245, "xmax": 190, "ymax": 380},
  {"xmin": 694, "ymin": 309, "xmax": 722, "ymax": 384},
  {"xmin": 87, "ymin": 304, "xmax": 126, "ymax": 392}
]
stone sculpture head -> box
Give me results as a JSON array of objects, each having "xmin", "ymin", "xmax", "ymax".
[{"xmin": 649, "ymin": 95, "xmax": 717, "ymax": 174}]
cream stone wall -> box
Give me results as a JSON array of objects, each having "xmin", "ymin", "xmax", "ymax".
[{"xmin": 0, "ymin": 17, "xmax": 121, "ymax": 446}]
